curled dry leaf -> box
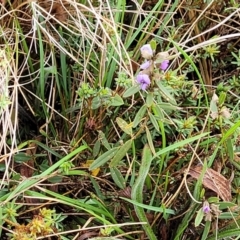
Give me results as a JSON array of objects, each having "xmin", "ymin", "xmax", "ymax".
[{"xmin": 188, "ymin": 165, "xmax": 232, "ymax": 201}]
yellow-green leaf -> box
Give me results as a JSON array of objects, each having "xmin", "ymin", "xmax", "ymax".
[{"xmin": 116, "ymin": 117, "xmax": 133, "ymax": 135}]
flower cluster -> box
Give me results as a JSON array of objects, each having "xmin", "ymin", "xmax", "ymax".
[{"xmin": 136, "ymin": 44, "xmax": 170, "ymax": 91}]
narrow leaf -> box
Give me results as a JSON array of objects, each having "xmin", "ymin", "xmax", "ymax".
[
  {"xmin": 89, "ymin": 148, "xmax": 118, "ymax": 170},
  {"xmin": 131, "ymin": 145, "xmax": 157, "ymax": 240},
  {"xmin": 155, "ymin": 132, "xmax": 209, "ymax": 158},
  {"xmin": 156, "ymin": 81, "xmax": 177, "ymax": 105},
  {"xmin": 150, "ymin": 39, "xmax": 157, "ymax": 51},
  {"xmin": 145, "ymin": 126, "xmax": 156, "ymax": 156},
  {"xmin": 93, "ymin": 140, "xmax": 101, "ymax": 158},
  {"xmin": 98, "ymin": 131, "xmax": 111, "ymax": 150},
  {"xmin": 149, "ymin": 112, "xmax": 160, "ymax": 132},
  {"xmin": 158, "ymin": 102, "xmax": 181, "ymax": 111},
  {"xmin": 110, "ymin": 167, "xmax": 125, "ymax": 189},
  {"xmin": 133, "ymin": 105, "xmax": 147, "ymax": 128},
  {"xmin": 116, "ymin": 117, "xmax": 133, "ymax": 136},
  {"xmin": 146, "ymin": 92, "xmax": 154, "ymax": 107},
  {"xmin": 201, "ymin": 220, "xmax": 211, "ymax": 240},
  {"xmin": 123, "ymin": 85, "xmax": 140, "ymax": 98},
  {"xmin": 218, "ymin": 91, "xmax": 226, "ymax": 106},
  {"xmin": 110, "ymin": 139, "xmax": 132, "ymax": 167},
  {"xmin": 121, "ymin": 197, "xmax": 175, "ymax": 214},
  {"xmin": 194, "ymin": 209, "xmax": 204, "ymax": 227}
]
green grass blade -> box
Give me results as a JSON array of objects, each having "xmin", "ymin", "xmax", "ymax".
[
  {"xmin": 131, "ymin": 144, "xmax": 157, "ymax": 240},
  {"xmin": 154, "ymin": 132, "xmax": 209, "ymax": 159}
]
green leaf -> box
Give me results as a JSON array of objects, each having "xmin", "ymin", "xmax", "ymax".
[
  {"xmin": 154, "ymin": 132, "xmax": 209, "ymax": 159},
  {"xmin": 98, "ymin": 131, "xmax": 111, "ymax": 150},
  {"xmin": 89, "ymin": 148, "xmax": 118, "ymax": 170},
  {"xmin": 218, "ymin": 212, "xmax": 238, "ymax": 219},
  {"xmin": 0, "ymin": 164, "xmax": 6, "ymax": 171},
  {"xmin": 218, "ymin": 201, "xmax": 236, "ymax": 210},
  {"xmin": 146, "ymin": 92, "xmax": 154, "ymax": 107},
  {"xmin": 121, "ymin": 197, "xmax": 175, "ymax": 214},
  {"xmin": 116, "ymin": 117, "xmax": 133, "ymax": 136},
  {"xmin": 209, "ymin": 119, "xmax": 240, "ymax": 167},
  {"xmin": 133, "ymin": 105, "xmax": 147, "ymax": 128},
  {"xmin": 110, "ymin": 94, "xmax": 124, "ymax": 106},
  {"xmin": 201, "ymin": 220, "xmax": 211, "ymax": 240},
  {"xmin": 218, "ymin": 91, "xmax": 226, "ymax": 106},
  {"xmin": 14, "ymin": 153, "xmax": 32, "ymax": 163},
  {"xmin": 207, "ymin": 228, "xmax": 240, "ymax": 240},
  {"xmin": 194, "ymin": 209, "xmax": 204, "ymax": 227},
  {"xmin": 226, "ymin": 138, "xmax": 234, "ymax": 161},
  {"xmin": 149, "ymin": 112, "xmax": 160, "ymax": 132},
  {"xmin": 110, "ymin": 139, "xmax": 132, "ymax": 167},
  {"xmin": 158, "ymin": 102, "xmax": 181, "ymax": 111},
  {"xmin": 155, "ymin": 80, "xmax": 177, "ymax": 105},
  {"xmin": 48, "ymin": 175, "xmax": 63, "ymax": 183},
  {"xmin": 123, "ymin": 85, "xmax": 141, "ymax": 98},
  {"xmin": 154, "ymin": 104, "xmax": 164, "ymax": 119},
  {"xmin": 110, "ymin": 167, "xmax": 125, "ymax": 189},
  {"xmin": 93, "ymin": 140, "xmax": 101, "ymax": 158},
  {"xmin": 1, "ymin": 145, "xmax": 87, "ymax": 203},
  {"xmin": 208, "ymin": 197, "xmax": 219, "ymax": 203},
  {"xmin": 92, "ymin": 96, "xmax": 101, "ymax": 109},
  {"xmin": 145, "ymin": 126, "xmax": 156, "ymax": 156},
  {"xmin": 131, "ymin": 144, "xmax": 157, "ymax": 240},
  {"xmin": 90, "ymin": 176, "xmax": 105, "ymax": 200},
  {"xmin": 150, "ymin": 39, "xmax": 157, "ymax": 51}
]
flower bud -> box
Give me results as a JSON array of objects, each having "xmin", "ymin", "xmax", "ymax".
[{"xmin": 140, "ymin": 44, "xmax": 153, "ymax": 59}]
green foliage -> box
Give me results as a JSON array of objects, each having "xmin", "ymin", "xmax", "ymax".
[
  {"xmin": 202, "ymin": 36, "xmax": 220, "ymax": 61},
  {"xmin": 1, "ymin": 0, "xmax": 240, "ymax": 239},
  {"xmin": 59, "ymin": 161, "xmax": 75, "ymax": 175}
]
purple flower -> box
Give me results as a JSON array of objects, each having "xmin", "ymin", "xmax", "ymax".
[
  {"xmin": 160, "ymin": 60, "xmax": 169, "ymax": 71},
  {"xmin": 136, "ymin": 74, "xmax": 150, "ymax": 90},
  {"xmin": 203, "ymin": 205, "xmax": 210, "ymax": 214},
  {"xmin": 140, "ymin": 61, "xmax": 151, "ymax": 70},
  {"xmin": 140, "ymin": 44, "xmax": 153, "ymax": 59},
  {"xmin": 202, "ymin": 202, "xmax": 211, "ymax": 214}
]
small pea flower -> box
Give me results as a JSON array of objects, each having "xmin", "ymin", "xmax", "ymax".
[
  {"xmin": 140, "ymin": 61, "xmax": 151, "ymax": 70},
  {"xmin": 136, "ymin": 74, "xmax": 150, "ymax": 90},
  {"xmin": 160, "ymin": 60, "xmax": 170, "ymax": 71},
  {"xmin": 140, "ymin": 44, "xmax": 153, "ymax": 59},
  {"xmin": 202, "ymin": 202, "xmax": 211, "ymax": 214},
  {"xmin": 202, "ymin": 201, "xmax": 212, "ymax": 222}
]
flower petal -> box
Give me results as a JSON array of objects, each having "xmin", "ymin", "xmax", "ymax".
[
  {"xmin": 136, "ymin": 74, "xmax": 151, "ymax": 90},
  {"xmin": 140, "ymin": 61, "xmax": 151, "ymax": 70},
  {"xmin": 140, "ymin": 44, "xmax": 153, "ymax": 59},
  {"xmin": 141, "ymin": 83, "xmax": 148, "ymax": 90},
  {"xmin": 142, "ymin": 74, "xmax": 150, "ymax": 85},
  {"xmin": 160, "ymin": 60, "xmax": 169, "ymax": 71},
  {"xmin": 136, "ymin": 74, "xmax": 143, "ymax": 84}
]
